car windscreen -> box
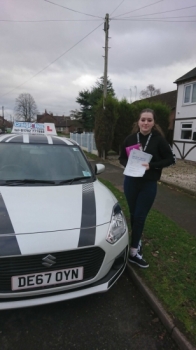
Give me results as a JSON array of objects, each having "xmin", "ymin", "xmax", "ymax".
[{"xmin": 0, "ymin": 143, "xmax": 93, "ymax": 183}]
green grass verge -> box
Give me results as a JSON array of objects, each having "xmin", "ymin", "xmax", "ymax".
[
  {"xmin": 84, "ymin": 150, "xmax": 117, "ymax": 160},
  {"xmin": 99, "ymin": 177, "xmax": 196, "ymax": 345},
  {"xmin": 83, "ymin": 150, "xmax": 101, "ymax": 161}
]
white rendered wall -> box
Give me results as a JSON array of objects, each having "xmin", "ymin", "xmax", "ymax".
[{"xmin": 173, "ymin": 82, "xmax": 196, "ymax": 161}]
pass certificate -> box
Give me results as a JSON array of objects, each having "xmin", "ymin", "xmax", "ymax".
[{"xmin": 123, "ymin": 149, "xmax": 152, "ymax": 177}]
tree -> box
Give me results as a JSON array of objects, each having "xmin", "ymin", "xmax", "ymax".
[
  {"xmin": 69, "ymin": 109, "xmax": 82, "ymax": 120},
  {"xmin": 94, "ymin": 76, "xmax": 115, "ymax": 96},
  {"xmin": 76, "ymin": 89, "xmax": 93, "ymax": 131},
  {"xmin": 15, "ymin": 93, "xmax": 39, "ymax": 122},
  {"xmin": 76, "ymin": 77, "xmax": 115, "ymax": 131},
  {"xmin": 140, "ymin": 84, "xmax": 161, "ymax": 99},
  {"xmin": 94, "ymin": 95, "xmax": 118, "ymax": 158}
]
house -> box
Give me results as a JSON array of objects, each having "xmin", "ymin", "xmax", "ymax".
[
  {"xmin": 133, "ymin": 90, "xmax": 177, "ymax": 145},
  {"xmin": 0, "ymin": 116, "xmax": 13, "ymax": 132},
  {"xmin": 173, "ymin": 67, "xmax": 196, "ymax": 161},
  {"xmin": 37, "ymin": 111, "xmax": 83, "ymax": 134}
]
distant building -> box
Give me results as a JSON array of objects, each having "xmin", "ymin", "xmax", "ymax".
[
  {"xmin": 0, "ymin": 116, "xmax": 13, "ymax": 132},
  {"xmin": 173, "ymin": 67, "xmax": 196, "ymax": 161},
  {"xmin": 37, "ymin": 111, "xmax": 83, "ymax": 134}
]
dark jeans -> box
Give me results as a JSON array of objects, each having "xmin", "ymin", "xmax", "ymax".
[{"xmin": 124, "ymin": 176, "xmax": 157, "ymax": 249}]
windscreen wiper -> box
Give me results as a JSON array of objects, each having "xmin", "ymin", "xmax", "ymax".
[
  {"xmin": 3, "ymin": 179, "xmax": 56, "ymax": 186},
  {"xmin": 57, "ymin": 176, "xmax": 91, "ymax": 185}
]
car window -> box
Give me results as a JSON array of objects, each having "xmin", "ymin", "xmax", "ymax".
[{"xmin": 0, "ymin": 143, "xmax": 93, "ymax": 182}]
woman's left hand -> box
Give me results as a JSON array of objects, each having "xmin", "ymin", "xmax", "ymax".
[{"xmin": 142, "ymin": 163, "xmax": 150, "ymax": 171}]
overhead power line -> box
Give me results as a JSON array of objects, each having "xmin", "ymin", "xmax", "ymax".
[
  {"xmin": 44, "ymin": 0, "xmax": 103, "ymax": 19},
  {"xmin": 110, "ymin": 0, "xmax": 125, "ymax": 16},
  {"xmin": 0, "ymin": 19, "xmax": 102, "ymax": 22},
  {"xmin": 114, "ymin": 4, "xmax": 196, "ymax": 19},
  {"xmin": 112, "ymin": 15, "xmax": 196, "ymax": 20},
  {"xmin": 0, "ymin": 22, "xmax": 103, "ymax": 98},
  {"xmin": 111, "ymin": 0, "xmax": 164, "ymax": 19},
  {"xmin": 2, "ymin": 0, "xmax": 196, "ymax": 101},
  {"xmin": 112, "ymin": 18, "xmax": 196, "ymax": 23}
]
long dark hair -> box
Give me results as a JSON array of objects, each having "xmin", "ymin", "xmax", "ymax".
[{"xmin": 131, "ymin": 108, "xmax": 165, "ymax": 137}]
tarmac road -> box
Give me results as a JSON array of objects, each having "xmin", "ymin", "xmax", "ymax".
[{"xmin": 0, "ymin": 272, "xmax": 178, "ymax": 350}]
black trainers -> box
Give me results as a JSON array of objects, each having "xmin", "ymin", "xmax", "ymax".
[{"xmin": 128, "ymin": 253, "xmax": 149, "ymax": 268}]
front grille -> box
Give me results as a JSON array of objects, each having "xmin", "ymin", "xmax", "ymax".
[{"xmin": 0, "ymin": 247, "xmax": 105, "ymax": 293}]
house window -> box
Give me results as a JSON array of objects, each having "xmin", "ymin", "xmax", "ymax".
[
  {"xmin": 183, "ymin": 83, "xmax": 196, "ymax": 104},
  {"xmin": 192, "ymin": 84, "xmax": 196, "ymax": 103},
  {"xmin": 181, "ymin": 123, "xmax": 192, "ymax": 140}
]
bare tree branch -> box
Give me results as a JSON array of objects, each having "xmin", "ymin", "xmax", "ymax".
[
  {"xmin": 69, "ymin": 109, "xmax": 82, "ymax": 120},
  {"xmin": 15, "ymin": 93, "xmax": 39, "ymax": 122},
  {"xmin": 140, "ymin": 84, "xmax": 161, "ymax": 99}
]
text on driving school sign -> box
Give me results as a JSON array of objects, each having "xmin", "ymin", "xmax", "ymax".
[{"xmin": 12, "ymin": 122, "xmax": 57, "ymax": 135}]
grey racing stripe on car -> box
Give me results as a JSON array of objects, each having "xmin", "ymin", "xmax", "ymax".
[
  {"xmin": 0, "ymin": 193, "xmax": 21, "ymax": 256},
  {"xmin": 0, "ymin": 236, "xmax": 21, "ymax": 257},
  {"xmin": 51, "ymin": 136, "xmax": 68, "ymax": 145},
  {"xmin": 78, "ymin": 183, "xmax": 96, "ymax": 247},
  {"xmin": 29, "ymin": 135, "xmax": 48, "ymax": 144}
]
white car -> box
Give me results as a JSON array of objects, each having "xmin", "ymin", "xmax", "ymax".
[{"xmin": 0, "ymin": 122, "xmax": 129, "ymax": 309}]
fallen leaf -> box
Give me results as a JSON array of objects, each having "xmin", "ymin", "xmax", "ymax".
[{"xmin": 151, "ymin": 252, "xmax": 158, "ymax": 257}]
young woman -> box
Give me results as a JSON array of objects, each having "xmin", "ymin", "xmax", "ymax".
[{"xmin": 119, "ymin": 108, "xmax": 175, "ymax": 268}]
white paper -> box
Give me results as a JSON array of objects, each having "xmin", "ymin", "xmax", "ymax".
[{"xmin": 123, "ymin": 149, "xmax": 152, "ymax": 177}]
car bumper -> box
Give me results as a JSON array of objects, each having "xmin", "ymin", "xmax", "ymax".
[{"xmin": 0, "ymin": 246, "xmax": 128, "ymax": 310}]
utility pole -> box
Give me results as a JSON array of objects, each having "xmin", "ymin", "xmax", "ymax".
[
  {"xmin": 102, "ymin": 14, "xmax": 109, "ymax": 160},
  {"xmin": 2, "ymin": 106, "xmax": 4, "ymax": 129},
  {"xmin": 129, "ymin": 86, "xmax": 137, "ymax": 103},
  {"xmin": 103, "ymin": 13, "xmax": 109, "ymax": 107}
]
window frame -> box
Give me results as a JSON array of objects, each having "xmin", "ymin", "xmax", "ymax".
[
  {"xmin": 180, "ymin": 122, "xmax": 193, "ymax": 140},
  {"xmin": 183, "ymin": 82, "xmax": 196, "ymax": 105}
]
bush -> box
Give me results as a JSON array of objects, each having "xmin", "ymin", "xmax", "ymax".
[
  {"xmin": 112, "ymin": 99, "xmax": 135, "ymax": 154},
  {"xmin": 112, "ymin": 100, "xmax": 170, "ymax": 154},
  {"xmin": 130, "ymin": 100, "xmax": 170, "ymax": 137}
]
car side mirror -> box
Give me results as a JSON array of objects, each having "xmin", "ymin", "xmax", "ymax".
[{"xmin": 95, "ymin": 164, "xmax": 105, "ymax": 175}]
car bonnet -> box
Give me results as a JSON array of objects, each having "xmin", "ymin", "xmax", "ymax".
[{"xmin": 0, "ymin": 180, "xmax": 117, "ymax": 235}]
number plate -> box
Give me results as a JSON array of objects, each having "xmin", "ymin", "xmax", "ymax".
[{"xmin": 11, "ymin": 267, "xmax": 84, "ymax": 291}]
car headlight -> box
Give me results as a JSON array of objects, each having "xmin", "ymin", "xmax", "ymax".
[{"xmin": 106, "ymin": 203, "xmax": 127, "ymax": 244}]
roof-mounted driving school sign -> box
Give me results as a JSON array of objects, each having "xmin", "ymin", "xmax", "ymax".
[{"xmin": 12, "ymin": 122, "xmax": 57, "ymax": 135}]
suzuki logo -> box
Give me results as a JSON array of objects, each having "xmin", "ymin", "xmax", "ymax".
[{"xmin": 42, "ymin": 254, "xmax": 56, "ymax": 267}]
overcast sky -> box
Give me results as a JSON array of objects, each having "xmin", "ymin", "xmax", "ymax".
[{"xmin": 0, "ymin": 0, "xmax": 196, "ymax": 120}]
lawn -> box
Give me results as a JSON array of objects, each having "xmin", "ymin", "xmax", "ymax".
[{"xmin": 98, "ymin": 177, "xmax": 196, "ymax": 346}]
